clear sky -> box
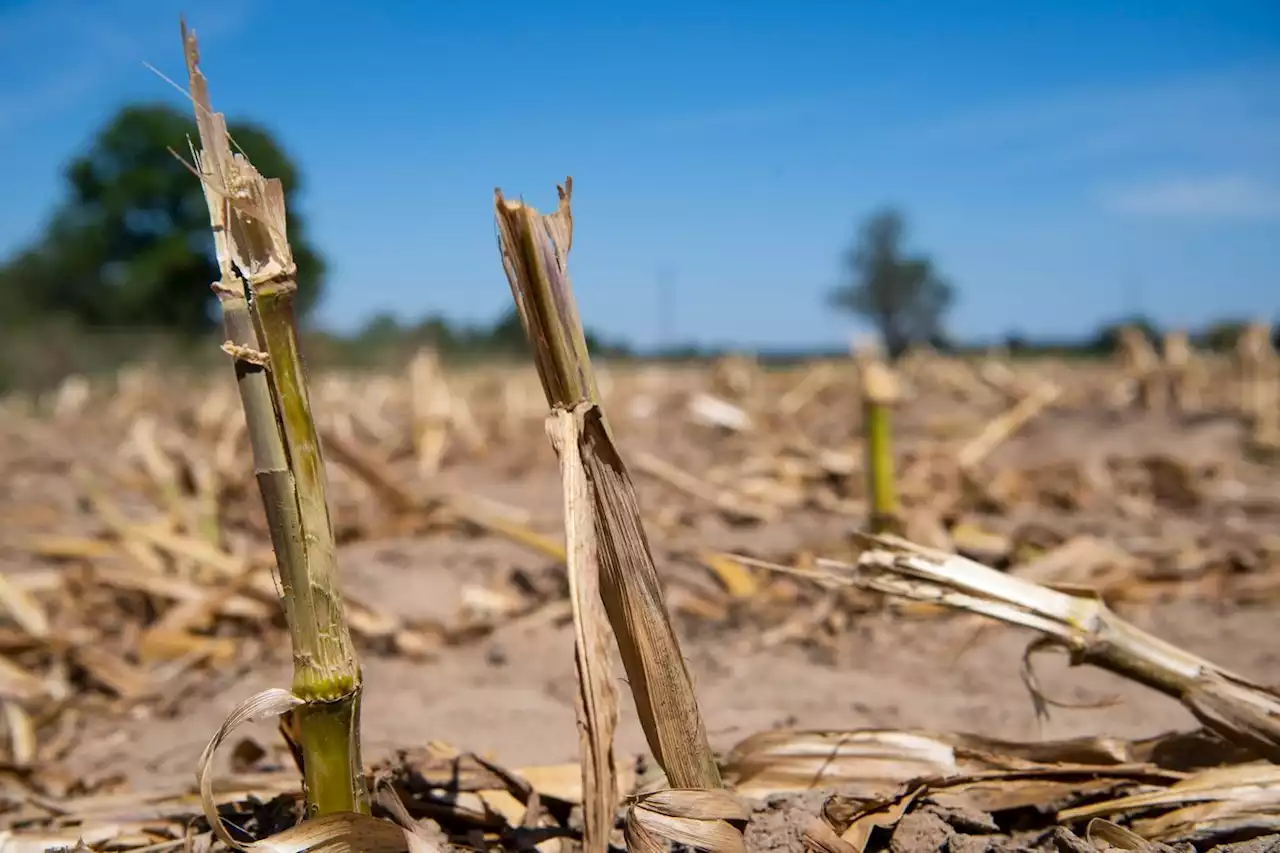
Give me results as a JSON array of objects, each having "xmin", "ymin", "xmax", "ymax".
[{"xmin": 1, "ymin": 0, "xmax": 1277, "ymax": 348}]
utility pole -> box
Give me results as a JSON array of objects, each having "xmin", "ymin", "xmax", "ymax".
[
  {"xmin": 655, "ymin": 265, "xmax": 675, "ymax": 446},
  {"xmin": 657, "ymin": 264, "xmax": 675, "ymax": 358},
  {"xmin": 1123, "ymin": 261, "xmax": 1144, "ymax": 321}
]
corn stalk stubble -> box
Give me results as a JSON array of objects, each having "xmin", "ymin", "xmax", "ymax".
[
  {"xmin": 858, "ymin": 360, "xmax": 899, "ymax": 535},
  {"xmin": 493, "ymin": 180, "xmax": 744, "ymax": 853},
  {"xmin": 182, "ymin": 21, "xmax": 366, "ymax": 817}
]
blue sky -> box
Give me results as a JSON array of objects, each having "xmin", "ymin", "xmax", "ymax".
[{"xmin": 1, "ymin": 0, "xmax": 1277, "ymax": 348}]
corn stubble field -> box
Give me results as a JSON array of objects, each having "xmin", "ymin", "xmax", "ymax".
[{"xmin": 4, "ymin": 27, "xmax": 1280, "ymax": 853}]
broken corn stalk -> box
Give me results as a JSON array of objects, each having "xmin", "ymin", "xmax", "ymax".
[
  {"xmin": 182, "ymin": 24, "xmax": 367, "ymax": 817},
  {"xmin": 493, "ymin": 179, "xmax": 745, "ymax": 853},
  {"xmin": 858, "ymin": 358, "xmax": 900, "ymax": 535}
]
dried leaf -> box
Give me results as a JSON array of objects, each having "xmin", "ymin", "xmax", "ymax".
[
  {"xmin": 0, "ymin": 574, "xmax": 49, "ymax": 638},
  {"xmin": 802, "ymin": 816, "xmax": 859, "ymax": 853},
  {"xmin": 626, "ymin": 788, "xmax": 748, "ymax": 853},
  {"xmin": 1, "ymin": 701, "xmax": 35, "ymax": 766},
  {"xmin": 198, "ymin": 688, "xmax": 305, "ymax": 849},
  {"xmin": 0, "ymin": 655, "xmax": 49, "ymax": 703},
  {"xmin": 546, "ymin": 406, "xmax": 618, "ymax": 853},
  {"xmin": 839, "ymin": 786, "xmax": 922, "ymax": 853},
  {"xmin": 1086, "ymin": 818, "xmax": 1180, "ymax": 852},
  {"xmin": 234, "ymin": 811, "xmax": 439, "ymax": 853},
  {"xmin": 700, "ymin": 552, "xmax": 759, "ymax": 599},
  {"xmin": 1059, "ymin": 762, "xmax": 1280, "ymax": 822}
]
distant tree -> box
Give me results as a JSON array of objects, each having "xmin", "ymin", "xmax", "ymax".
[
  {"xmin": 486, "ymin": 308, "xmax": 531, "ymax": 353},
  {"xmin": 828, "ymin": 207, "xmax": 954, "ymax": 359},
  {"xmin": 299, "ymin": 306, "xmax": 631, "ymax": 366},
  {"xmin": 0, "ymin": 103, "xmax": 324, "ymax": 333},
  {"xmin": 1090, "ymin": 316, "xmax": 1160, "ymax": 355},
  {"xmin": 1004, "ymin": 332, "xmax": 1030, "ymax": 355},
  {"xmin": 357, "ymin": 312, "xmax": 403, "ymax": 342},
  {"xmin": 926, "ymin": 332, "xmax": 955, "ymax": 354},
  {"xmin": 1195, "ymin": 320, "xmax": 1250, "ymax": 353},
  {"xmin": 413, "ymin": 315, "xmax": 458, "ymax": 350},
  {"xmin": 478, "ymin": 307, "xmax": 630, "ymax": 357}
]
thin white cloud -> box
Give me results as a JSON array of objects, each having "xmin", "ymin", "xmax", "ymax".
[
  {"xmin": 0, "ymin": 65, "xmax": 105, "ymax": 133},
  {"xmin": 633, "ymin": 87, "xmax": 873, "ymax": 137},
  {"xmin": 0, "ymin": 0, "xmax": 254, "ymax": 133},
  {"xmin": 900, "ymin": 61, "xmax": 1280, "ymax": 172},
  {"xmin": 917, "ymin": 63, "xmax": 1277, "ymax": 139},
  {"xmin": 1101, "ymin": 175, "xmax": 1280, "ymax": 218}
]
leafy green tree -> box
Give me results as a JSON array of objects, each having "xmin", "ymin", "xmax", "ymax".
[
  {"xmin": 829, "ymin": 207, "xmax": 954, "ymax": 359},
  {"xmin": 1195, "ymin": 319, "xmax": 1249, "ymax": 353},
  {"xmin": 1090, "ymin": 316, "xmax": 1161, "ymax": 355},
  {"xmin": 412, "ymin": 315, "xmax": 459, "ymax": 350},
  {"xmin": 356, "ymin": 312, "xmax": 404, "ymax": 344},
  {"xmin": 1004, "ymin": 331, "xmax": 1031, "ymax": 354},
  {"xmin": 0, "ymin": 103, "xmax": 324, "ymax": 332},
  {"xmin": 486, "ymin": 307, "xmax": 531, "ymax": 353}
]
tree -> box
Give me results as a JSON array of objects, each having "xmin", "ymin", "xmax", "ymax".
[
  {"xmin": 1090, "ymin": 316, "xmax": 1160, "ymax": 355},
  {"xmin": 1195, "ymin": 319, "xmax": 1249, "ymax": 353},
  {"xmin": 486, "ymin": 307, "xmax": 532, "ymax": 353},
  {"xmin": 829, "ymin": 207, "xmax": 954, "ymax": 359},
  {"xmin": 0, "ymin": 103, "xmax": 324, "ymax": 333}
]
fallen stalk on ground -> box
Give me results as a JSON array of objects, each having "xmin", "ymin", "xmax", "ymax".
[
  {"xmin": 735, "ymin": 534, "xmax": 1280, "ymax": 763},
  {"xmin": 317, "ymin": 424, "xmax": 567, "ymax": 561},
  {"xmin": 956, "ymin": 381, "xmax": 1060, "ymax": 470}
]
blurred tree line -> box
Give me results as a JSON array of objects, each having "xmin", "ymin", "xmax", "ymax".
[
  {"xmin": 0, "ymin": 103, "xmax": 629, "ymax": 390},
  {"xmin": 310, "ymin": 307, "xmax": 633, "ymax": 368},
  {"xmin": 0, "ymin": 103, "xmax": 1274, "ymax": 392},
  {"xmin": 1002, "ymin": 317, "xmax": 1278, "ymax": 358},
  {"xmin": 0, "ymin": 104, "xmax": 324, "ymax": 332}
]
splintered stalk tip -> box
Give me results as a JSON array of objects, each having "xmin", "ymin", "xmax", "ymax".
[
  {"xmin": 493, "ymin": 181, "xmax": 740, "ymax": 853},
  {"xmin": 182, "ymin": 22, "xmax": 366, "ymax": 817}
]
